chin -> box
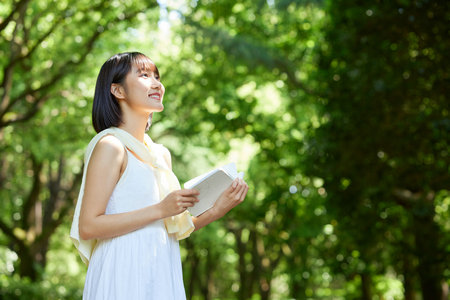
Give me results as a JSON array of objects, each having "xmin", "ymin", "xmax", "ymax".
[{"xmin": 147, "ymin": 105, "xmax": 164, "ymax": 113}]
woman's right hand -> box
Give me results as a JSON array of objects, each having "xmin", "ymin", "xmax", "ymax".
[{"xmin": 158, "ymin": 189, "xmax": 200, "ymax": 218}]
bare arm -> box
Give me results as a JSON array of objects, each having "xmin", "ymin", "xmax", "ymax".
[
  {"xmin": 79, "ymin": 136, "xmax": 198, "ymax": 240},
  {"xmin": 192, "ymin": 178, "xmax": 249, "ymax": 231}
]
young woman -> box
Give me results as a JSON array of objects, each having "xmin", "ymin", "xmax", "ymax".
[{"xmin": 70, "ymin": 52, "xmax": 248, "ymax": 299}]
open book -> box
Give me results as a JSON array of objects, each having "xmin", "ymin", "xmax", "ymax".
[{"xmin": 184, "ymin": 163, "xmax": 244, "ymax": 217}]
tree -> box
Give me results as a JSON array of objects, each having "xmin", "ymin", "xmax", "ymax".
[
  {"xmin": 0, "ymin": 0, "xmax": 159, "ymax": 281},
  {"xmin": 158, "ymin": 0, "xmax": 328, "ymax": 298},
  {"xmin": 304, "ymin": 0, "xmax": 450, "ymax": 299}
]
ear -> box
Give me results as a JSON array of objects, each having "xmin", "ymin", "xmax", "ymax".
[{"xmin": 110, "ymin": 83, "xmax": 126, "ymax": 100}]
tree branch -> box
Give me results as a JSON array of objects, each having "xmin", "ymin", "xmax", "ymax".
[
  {"xmin": 182, "ymin": 15, "xmax": 319, "ymax": 96},
  {"xmin": 36, "ymin": 164, "xmax": 83, "ymax": 247},
  {"xmin": 0, "ymin": 4, "xmax": 143, "ymax": 128},
  {"xmin": 1, "ymin": 23, "xmax": 102, "ymax": 127},
  {"xmin": 21, "ymin": 15, "xmax": 67, "ymax": 63},
  {"xmin": 0, "ymin": 218, "xmax": 23, "ymax": 246},
  {"xmin": 0, "ymin": 156, "xmax": 7, "ymax": 189},
  {"xmin": 0, "ymin": 0, "xmax": 27, "ymax": 118},
  {"xmin": 392, "ymin": 188, "xmax": 421, "ymax": 209},
  {"xmin": 0, "ymin": 0, "xmax": 31, "ymax": 33},
  {"xmin": 0, "ymin": 94, "xmax": 50, "ymax": 127},
  {"xmin": 43, "ymin": 156, "xmax": 64, "ymax": 226},
  {"xmin": 21, "ymin": 153, "xmax": 43, "ymax": 230}
]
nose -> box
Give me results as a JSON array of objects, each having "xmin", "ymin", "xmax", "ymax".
[{"xmin": 150, "ymin": 77, "xmax": 161, "ymax": 89}]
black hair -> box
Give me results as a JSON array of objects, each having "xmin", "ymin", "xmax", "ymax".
[{"xmin": 92, "ymin": 52, "xmax": 159, "ymax": 133}]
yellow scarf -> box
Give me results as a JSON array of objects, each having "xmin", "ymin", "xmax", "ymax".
[{"xmin": 70, "ymin": 127, "xmax": 194, "ymax": 265}]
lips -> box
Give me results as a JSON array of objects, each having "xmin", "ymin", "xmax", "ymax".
[{"xmin": 148, "ymin": 93, "xmax": 161, "ymax": 101}]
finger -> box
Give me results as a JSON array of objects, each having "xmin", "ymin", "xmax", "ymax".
[
  {"xmin": 232, "ymin": 178, "xmax": 239, "ymax": 188},
  {"xmin": 181, "ymin": 201, "xmax": 195, "ymax": 208},
  {"xmin": 230, "ymin": 179, "xmax": 245, "ymax": 197},
  {"xmin": 234, "ymin": 183, "xmax": 247, "ymax": 200},
  {"xmin": 237, "ymin": 180, "xmax": 248, "ymax": 195},
  {"xmin": 222, "ymin": 181, "xmax": 237, "ymax": 196},
  {"xmin": 225, "ymin": 182, "xmax": 237, "ymax": 194},
  {"xmin": 179, "ymin": 189, "xmax": 200, "ymax": 196},
  {"xmin": 187, "ymin": 196, "xmax": 200, "ymax": 203},
  {"xmin": 239, "ymin": 185, "xmax": 249, "ymax": 201},
  {"xmin": 229, "ymin": 185, "xmax": 242, "ymax": 198},
  {"xmin": 181, "ymin": 196, "xmax": 199, "ymax": 204}
]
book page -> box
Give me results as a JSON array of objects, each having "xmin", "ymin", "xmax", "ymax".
[
  {"xmin": 184, "ymin": 168, "xmax": 219, "ymax": 189},
  {"xmin": 186, "ymin": 170, "xmax": 233, "ymax": 217},
  {"xmin": 184, "ymin": 163, "xmax": 245, "ymax": 216}
]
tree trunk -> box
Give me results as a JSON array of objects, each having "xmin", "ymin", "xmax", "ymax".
[
  {"xmin": 0, "ymin": 156, "xmax": 83, "ymax": 282},
  {"xmin": 360, "ymin": 272, "xmax": 372, "ymax": 300},
  {"xmin": 188, "ymin": 255, "xmax": 199, "ymax": 300},
  {"xmin": 232, "ymin": 228, "xmax": 250, "ymax": 300},
  {"xmin": 441, "ymin": 282, "xmax": 449, "ymax": 300},
  {"xmin": 17, "ymin": 245, "xmax": 38, "ymax": 281},
  {"xmin": 200, "ymin": 250, "xmax": 212, "ymax": 300},
  {"xmin": 184, "ymin": 240, "xmax": 199, "ymax": 300},
  {"xmin": 402, "ymin": 255, "xmax": 415, "ymax": 300},
  {"xmin": 253, "ymin": 233, "xmax": 274, "ymax": 300},
  {"xmin": 289, "ymin": 245, "xmax": 308, "ymax": 300},
  {"xmin": 205, "ymin": 252, "xmax": 214, "ymax": 300},
  {"xmin": 259, "ymin": 277, "xmax": 271, "ymax": 300},
  {"xmin": 250, "ymin": 230, "xmax": 261, "ymax": 299},
  {"xmin": 413, "ymin": 200, "xmax": 444, "ymax": 300}
]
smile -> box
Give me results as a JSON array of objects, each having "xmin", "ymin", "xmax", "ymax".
[{"xmin": 148, "ymin": 93, "xmax": 161, "ymax": 101}]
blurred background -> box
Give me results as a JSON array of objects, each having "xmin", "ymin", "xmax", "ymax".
[{"xmin": 0, "ymin": 0, "xmax": 448, "ymax": 299}]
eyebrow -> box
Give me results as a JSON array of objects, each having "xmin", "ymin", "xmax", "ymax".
[{"xmin": 136, "ymin": 67, "xmax": 155, "ymax": 73}]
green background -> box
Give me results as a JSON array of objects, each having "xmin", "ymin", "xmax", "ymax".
[{"xmin": 0, "ymin": 0, "xmax": 448, "ymax": 299}]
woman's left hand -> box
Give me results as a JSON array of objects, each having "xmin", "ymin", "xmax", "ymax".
[{"xmin": 212, "ymin": 178, "xmax": 249, "ymax": 218}]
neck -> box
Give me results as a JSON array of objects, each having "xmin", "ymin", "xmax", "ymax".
[{"xmin": 118, "ymin": 114, "xmax": 149, "ymax": 143}]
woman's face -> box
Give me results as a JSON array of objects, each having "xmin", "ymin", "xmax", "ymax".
[{"xmin": 121, "ymin": 62, "xmax": 165, "ymax": 114}]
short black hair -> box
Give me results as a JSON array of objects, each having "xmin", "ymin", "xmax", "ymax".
[{"xmin": 92, "ymin": 52, "xmax": 159, "ymax": 133}]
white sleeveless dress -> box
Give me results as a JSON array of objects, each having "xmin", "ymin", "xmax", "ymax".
[{"xmin": 82, "ymin": 150, "xmax": 186, "ymax": 300}]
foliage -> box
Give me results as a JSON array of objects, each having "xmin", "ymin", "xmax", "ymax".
[
  {"xmin": 0, "ymin": 0, "xmax": 449, "ymax": 299},
  {"xmin": 302, "ymin": 0, "xmax": 450, "ymax": 299},
  {"xmin": 0, "ymin": 274, "xmax": 82, "ymax": 300},
  {"xmin": 0, "ymin": 0, "xmax": 159, "ymax": 282}
]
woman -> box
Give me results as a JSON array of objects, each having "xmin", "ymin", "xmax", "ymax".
[{"xmin": 70, "ymin": 52, "xmax": 248, "ymax": 299}]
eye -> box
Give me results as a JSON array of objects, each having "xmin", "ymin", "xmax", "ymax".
[{"xmin": 141, "ymin": 73, "xmax": 149, "ymax": 78}]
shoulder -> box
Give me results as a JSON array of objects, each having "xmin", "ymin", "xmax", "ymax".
[
  {"xmin": 89, "ymin": 135, "xmax": 126, "ymax": 168},
  {"xmin": 95, "ymin": 135, "xmax": 126, "ymax": 156}
]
